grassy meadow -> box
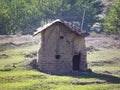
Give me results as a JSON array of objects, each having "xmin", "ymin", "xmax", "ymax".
[{"xmin": 0, "ymin": 35, "xmax": 120, "ymax": 90}]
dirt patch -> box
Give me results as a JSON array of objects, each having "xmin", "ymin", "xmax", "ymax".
[
  {"xmin": 72, "ymin": 81, "xmax": 108, "ymax": 85},
  {"xmin": 90, "ymin": 58, "xmax": 120, "ymax": 66},
  {"xmin": 115, "ymin": 70, "xmax": 120, "ymax": 75},
  {"xmin": 0, "ymin": 42, "xmax": 15, "ymax": 51},
  {"xmin": 0, "ymin": 54, "xmax": 9, "ymax": 58},
  {"xmin": 86, "ymin": 35, "xmax": 120, "ymax": 49},
  {"xmin": 104, "ymin": 58, "xmax": 120, "ymax": 65},
  {"xmin": 103, "ymin": 71, "xmax": 112, "ymax": 74},
  {"xmin": 91, "ymin": 62, "xmax": 103, "ymax": 66},
  {"xmin": 24, "ymin": 52, "xmax": 37, "ymax": 58},
  {"xmin": 0, "ymin": 69, "xmax": 12, "ymax": 72},
  {"xmin": 0, "ymin": 35, "xmax": 40, "ymax": 51},
  {"xmin": 86, "ymin": 46, "xmax": 99, "ymax": 52},
  {"xmin": 0, "ymin": 42, "xmax": 34, "ymax": 51},
  {"xmin": 20, "ymin": 52, "xmax": 37, "ymax": 68},
  {"xmin": 29, "ymin": 59, "xmax": 37, "ymax": 69}
]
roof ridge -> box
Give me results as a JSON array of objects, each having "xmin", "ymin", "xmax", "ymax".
[{"xmin": 33, "ymin": 19, "xmax": 89, "ymax": 37}]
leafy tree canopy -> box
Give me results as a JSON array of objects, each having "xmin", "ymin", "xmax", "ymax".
[
  {"xmin": 0, "ymin": 0, "xmax": 104, "ymax": 35},
  {"xmin": 103, "ymin": 0, "xmax": 120, "ymax": 34}
]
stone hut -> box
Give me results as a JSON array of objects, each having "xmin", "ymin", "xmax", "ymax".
[{"xmin": 34, "ymin": 19, "xmax": 89, "ymax": 74}]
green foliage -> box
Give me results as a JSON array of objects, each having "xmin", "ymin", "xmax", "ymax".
[
  {"xmin": 0, "ymin": 0, "xmax": 104, "ymax": 35},
  {"xmin": 0, "ymin": 70, "xmax": 120, "ymax": 90},
  {"xmin": 103, "ymin": 0, "xmax": 120, "ymax": 34}
]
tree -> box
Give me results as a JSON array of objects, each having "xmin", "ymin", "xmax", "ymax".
[
  {"xmin": 0, "ymin": 0, "xmax": 104, "ymax": 35},
  {"xmin": 103, "ymin": 0, "xmax": 120, "ymax": 34}
]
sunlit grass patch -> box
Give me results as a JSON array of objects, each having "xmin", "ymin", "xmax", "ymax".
[
  {"xmin": 87, "ymin": 48, "xmax": 120, "ymax": 76},
  {"xmin": 1, "ymin": 69, "xmax": 119, "ymax": 90},
  {"xmin": 0, "ymin": 44, "xmax": 38, "ymax": 68},
  {"xmin": 0, "ymin": 70, "xmax": 47, "ymax": 90},
  {"xmin": 91, "ymin": 66, "xmax": 120, "ymax": 77},
  {"xmin": 54, "ymin": 84, "xmax": 120, "ymax": 90},
  {"xmin": 0, "ymin": 70, "xmax": 45, "ymax": 77},
  {"xmin": 0, "ymin": 79, "xmax": 40, "ymax": 90},
  {"xmin": 87, "ymin": 48, "xmax": 120, "ymax": 62}
]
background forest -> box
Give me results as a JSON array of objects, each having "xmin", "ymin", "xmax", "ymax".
[{"xmin": 0, "ymin": 0, "xmax": 120, "ymax": 35}]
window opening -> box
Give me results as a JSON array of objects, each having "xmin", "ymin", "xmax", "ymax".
[
  {"xmin": 60, "ymin": 36, "xmax": 64, "ymax": 39},
  {"xmin": 55, "ymin": 55, "xmax": 60, "ymax": 59}
]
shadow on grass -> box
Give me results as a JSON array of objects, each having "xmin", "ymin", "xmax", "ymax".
[
  {"xmin": 29, "ymin": 60, "xmax": 120, "ymax": 84},
  {"xmin": 53, "ymin": 72, "xmax": 120, "ymax": 84}
]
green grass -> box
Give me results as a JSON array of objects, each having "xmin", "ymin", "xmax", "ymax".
[
  {"xmin": 0, "ymin": 70, "xmax": 120, "ymax": 90},
  {"xmin": 0, "ymin": 36, "xmax": 120, "ymax": 90},
  {"xmin": 0, "ymin": 79, "xmax": 40, "ymax": 90},
  {"xmin": 87, "ymin": 48, "xmax": 120, "ymax": 62},
  {"xmin": 54, "ymin": 84, "xmax": 120, "ymax": 90},
  {"xmin": 0, "ymin": 44, "xmax": 38, "ymax": 69},
  {"xmin": 87, "ymin": 48, "xmax": 120, "ymax": 77}
]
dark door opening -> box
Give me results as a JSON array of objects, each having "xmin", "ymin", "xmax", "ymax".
[{"xmin": 72, "ymin": 53, "xmax": 81, "ymax": 71}]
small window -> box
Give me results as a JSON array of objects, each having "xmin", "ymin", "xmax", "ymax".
[
  {"xmin": 60, "ymin": 36, "xmax": 64, "ymax": 39},
  {"xmin": 55, "ymin": 55, "xmax": 60, "ymax": 59}
]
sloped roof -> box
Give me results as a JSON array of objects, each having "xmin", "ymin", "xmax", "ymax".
[{"xmin": 33, "ymin": 19, "xmax": 89, "ymax": 37}]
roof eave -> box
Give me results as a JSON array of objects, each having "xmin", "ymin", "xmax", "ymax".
[
  {"xmin": 33, "ymin": 19, "xmax": 89, "ymax": 37},
  {"xmin": 80, "ymin": 32, "xmax": 90, "ymax": 37}
]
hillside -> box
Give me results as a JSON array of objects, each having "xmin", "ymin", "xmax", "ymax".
[{"xmin": 97, "ymin": 0, "xmax": 117, "ymax": 13}]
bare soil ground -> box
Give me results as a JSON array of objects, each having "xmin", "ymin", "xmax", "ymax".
[
  {"xmin": 86, "ymin": 34, "xmax": 120, "ymax": 49},
  {"xmin": 0, "ymin": 35, "xmax": 39, "ymax": 51},
  {"xmin": 0, "ymin": 34, "xmax": 120, "ymax": 49}
]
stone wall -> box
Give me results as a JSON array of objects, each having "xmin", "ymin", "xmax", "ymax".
[{"xmin": 37, "ymin": 23, "xmax": 87, "ymax": 74}]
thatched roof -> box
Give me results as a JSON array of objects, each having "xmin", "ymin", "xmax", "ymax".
[{"xmin": 33, "ymin": 19, "xmax": 89, "ymax": 37}]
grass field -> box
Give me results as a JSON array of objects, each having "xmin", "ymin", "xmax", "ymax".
[{"xmin": 0, "ymin": 35, "xmax": 120, "ymax": 90}]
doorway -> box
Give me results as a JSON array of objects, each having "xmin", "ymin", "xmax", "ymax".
[{"xmin": 72, "ymin": 53, "xmax": 81, "ymax": 71}]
